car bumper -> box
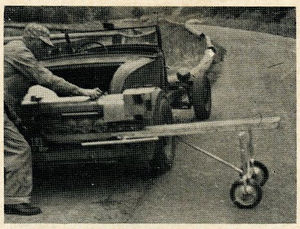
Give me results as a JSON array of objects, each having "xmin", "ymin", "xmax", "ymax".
[{"xmin": 32, "ymin": 137, "xmax": 158, "ymax": 164}]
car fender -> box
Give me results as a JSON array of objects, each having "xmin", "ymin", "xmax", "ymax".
[{"xmin": 110, "ymin": 57, "xmax": 163, "ymax": 94}]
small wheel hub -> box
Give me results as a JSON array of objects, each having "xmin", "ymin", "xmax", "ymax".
[
  {"xmin": 251, "ymin": 160, "xmax": 269, "ymax": 186},
  {"xmin": 252, "ymin": 167, "xmax": 264, "ymax": 185},
  {"xmin": 236, "ymin": 185, "xmax": 257, "ymax": 205},
  {"xmin": 230, "ymin": 180, "xmax": 262, "ymax": 208}
]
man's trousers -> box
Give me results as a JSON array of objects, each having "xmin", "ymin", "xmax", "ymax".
[{"xmin": 4, "ymin": 112, "xmax": 32, "ymax": 204}]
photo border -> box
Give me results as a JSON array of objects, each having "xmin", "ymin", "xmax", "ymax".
[{"xmin": 1, "ymin": 0, "xmax": 298, "ymax": 228}]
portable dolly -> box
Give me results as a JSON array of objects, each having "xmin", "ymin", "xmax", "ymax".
[{"xmin": 103, "ymin": 116, "xmax": 280, "ymax": 209}]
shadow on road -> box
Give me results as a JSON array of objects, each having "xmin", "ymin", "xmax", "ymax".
[{"xmin": 32, "ymin": 163, "xmax": 155, "ymax": 196}]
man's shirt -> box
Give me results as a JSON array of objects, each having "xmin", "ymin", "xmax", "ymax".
[{"xmin": 4, "ymin": 39, "xmax": 81, "ymax": 116}]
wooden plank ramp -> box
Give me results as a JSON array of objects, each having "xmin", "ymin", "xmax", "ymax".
[
  {"xmin": 45, "ymin": 116, "xmax": 280, "ymax": 144},
  {"xmin": 112, "ymin": 116, "xmax": 280, "ymax": 139}
]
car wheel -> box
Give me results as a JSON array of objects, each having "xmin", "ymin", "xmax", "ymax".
[
  {"xmin": 191, "ymin": 75, "xmax": 211, "ymax": 120},
  {"xmin": 148, "ymin": 93, "xmax": 176, "ymax": 176}
]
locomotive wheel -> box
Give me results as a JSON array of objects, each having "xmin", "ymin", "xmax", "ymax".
[
  {"xmin": 230, "ymin": 180, "xmax": 262, "ymax": 209},
  {"xmin": 191, "ymin": 76, "xmax": 211, "ymax": 120}
]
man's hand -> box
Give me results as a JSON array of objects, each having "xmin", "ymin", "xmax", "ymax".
[{"xmin": 79, "ymin": 88, "xmax": 102, "ymax": 100}]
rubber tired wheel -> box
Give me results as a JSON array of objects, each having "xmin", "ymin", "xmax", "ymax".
[
  {"xmin": 230, "ymin": 180, "xmax": 262, "ymax": 209},
  {"xmin": 239, "ymin": 161, "xmax": 269, "ymax": 187},
  {"xmin": 149, "ymin": 94, "xmax": 176, "ymax": 176},
  {"xmin": 251, "ymin": 161, "xmax": 269, "ymax": 186},
  {"xmin": 191, "ymin": 76, "xmax": 211, "ymax": 120}
]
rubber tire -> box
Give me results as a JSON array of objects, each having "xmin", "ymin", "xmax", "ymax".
[
  {"xmin": 252, "ymin": 160, "xmax": 269, "ymax": 186},
  {"xmin": 239, "ymin": 161, "xmax": 269, "ymax": 187},
  {"xmin": 230, "ymin": 180, "xmax": 263, "ymax": 209},
  {"xmin": 148, "ymin": 94, "xmax": 176, "ymax": 176},
  {"xmin": 191, "ymin": 76, "xmax": 211, "ymax": 120}
]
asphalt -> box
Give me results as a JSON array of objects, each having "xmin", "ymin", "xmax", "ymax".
[{"xmin": 5, "ymin": 22, "xmax": 296, "ymax": 224}]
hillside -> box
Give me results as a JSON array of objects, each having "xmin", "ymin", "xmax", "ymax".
[{"xmin": 4, "ymin": 6, "xmax": 296, "ymax": 38}]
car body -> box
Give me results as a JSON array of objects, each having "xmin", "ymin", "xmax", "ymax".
[{"xmin": 6, "ymin": 24, "xmax": 213, "ymax": 174}]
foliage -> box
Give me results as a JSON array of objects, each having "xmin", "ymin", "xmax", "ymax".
[
  {"xmin": 131, "ymin": 7, "xmax": 145, "ymax": 18},
  {"xmin": 4, "ymin": 6, "xmax": 296, "ymax": 37},
  {"xmin": 94, "ymin": 7, "xmax": 111, "ymax": 21},
  {"xmin": 4, "ymin": 6, "xmax": 109, "ymax": 23}
]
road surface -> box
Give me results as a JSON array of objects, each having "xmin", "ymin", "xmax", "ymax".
[{"xmin": 5, "ymin": 23, "xmax": 296, "ymax": 224}]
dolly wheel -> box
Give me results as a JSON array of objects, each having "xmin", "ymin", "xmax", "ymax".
[
  {"xmin": 230, "ymin": 180, "xmax": 262, "ymax": 209},
  {"xmin": 251, "ymin": 161, "xmax": 269, "ymax": 186}
]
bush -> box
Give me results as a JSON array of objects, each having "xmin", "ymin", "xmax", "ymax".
[
  {"xmin": 131, "ymin": 7, "xmax": 145, "ymax": 18},
  {"xmin": 94, "ymin": 7, "xmax": 111, "ymax": 21},
  {"xmin": 5, "ymin": 6, "xmax": 44, "ymax": 22},
  {"xmin": 51, "ymin": 7, "xmax": 70, "ymax": 23},
  {"xmin": 3, "ymin": 6, "xmax": 296, "ymax": 38}
]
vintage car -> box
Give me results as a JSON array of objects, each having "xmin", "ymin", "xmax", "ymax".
[{"xmin": 7, "ymin": 24, "xmax": 213, "ymax": 175}]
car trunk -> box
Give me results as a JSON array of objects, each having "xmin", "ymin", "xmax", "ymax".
[
  {"xmin": 50, "ymin": 64, "xmax": 121, "ymax": 94},
  {"xmin": 22, "ymin": 56, "xmax": 160, "ymax": 146}
]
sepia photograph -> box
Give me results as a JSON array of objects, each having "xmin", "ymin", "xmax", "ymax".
[{"xmin": 2, "ymin": 3, "xmax": 296, "ymax": 225}]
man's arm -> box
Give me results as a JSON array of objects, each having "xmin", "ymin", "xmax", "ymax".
[
  {"xmin": 5, "ymin": 43, "xmax": 102, "ymax": 100},
  {"xmin": 5, "ymin": 48, "xmax": 84, "ymax": 96}
]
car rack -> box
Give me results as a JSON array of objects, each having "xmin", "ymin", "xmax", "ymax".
[{"xmin": 107, "ymin": 116, "xmax": 279, "ymax": 208}]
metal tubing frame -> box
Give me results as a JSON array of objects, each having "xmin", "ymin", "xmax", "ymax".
[
  {"xmin": 178, "ymin": 126, "xmax": 256, "ymax": 177},
  {"xmin": 178, "ymin": 137, "xmax": 243, "ymax": 174},
  {"xmin": 239, "ymin": 129, "xmax": 257, "ymax": 182},
  {"xmin": 177, "ymin": 128, "xmax": 259, "ymax": 190},
  {"xmin": 239, "ymin": 131, "xmax": 252, "ymax": 179}
]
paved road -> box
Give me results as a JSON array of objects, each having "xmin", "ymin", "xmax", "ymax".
[{"xmin": 5, "ymin": 23, "xmax": 296, "ymax": 223}]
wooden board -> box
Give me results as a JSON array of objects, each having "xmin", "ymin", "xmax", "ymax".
[
  {"xmin": 45, "ymin": 116, "xmax": 281, "ymax": 144},
  {"xmin": 112, "ymin": 116, "xmax": 281, "ymax": 139}
]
